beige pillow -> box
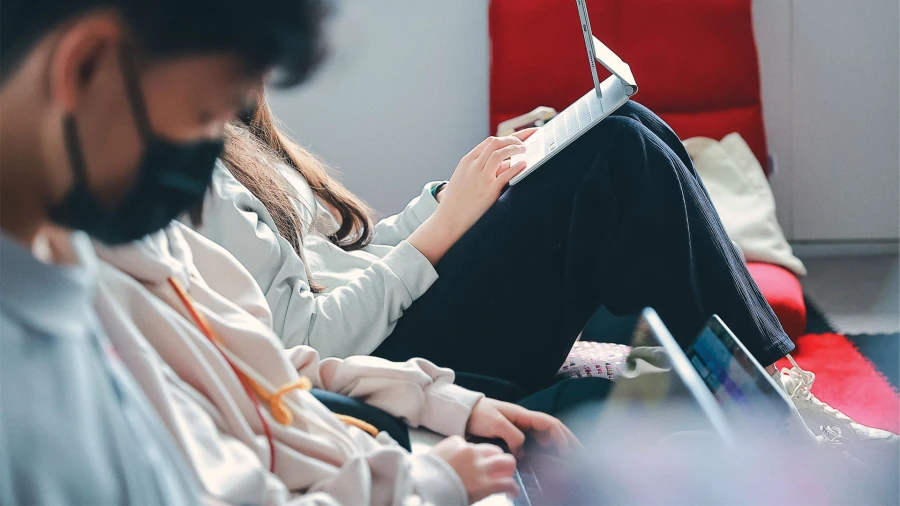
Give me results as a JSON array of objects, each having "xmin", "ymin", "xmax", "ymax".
[{"xmin": 684, "ymin": 133, "xmax": 806, "ymax": 276}]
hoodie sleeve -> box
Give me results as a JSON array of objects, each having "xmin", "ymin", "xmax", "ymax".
[
  {"xmin": 288, "ymin": 346, "xmax": 484, "ymax": 437},
  {"xmin": 181, "ymin": 217, "xmax": 483, "ymax": 438},
  {"xmin": 368, "ymin": 182, "xmax": 444, "ymax": 247},
  {"xmin": 194, "ymin": 163, "xmax": 438, "ymax": 358}
]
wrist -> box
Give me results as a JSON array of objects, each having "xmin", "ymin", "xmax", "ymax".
[
  {"xmin": 465, "ymin": 398, "xmax": 484, "ymax": 432},
  {"xmin": 429, "ymin": 206, "xmax": 468, "ymax": 244},
  {"xmin": 407, "ymin": 210, "xmax": 464, "ymax": 265},
  {"xmin": 431, "ymin": 182, "xmax": 448, "ymax": 203}
]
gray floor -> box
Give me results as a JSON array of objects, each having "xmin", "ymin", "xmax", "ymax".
[{"xmin": 799, "ymin": 254, "xmax": 900, "ymax": 334}]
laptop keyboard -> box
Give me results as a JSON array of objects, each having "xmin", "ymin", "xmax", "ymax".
[
  {"xmin": 514, "ymin": 462, "xmax": 542, "ymax": 506},
  {"xmin": 544, "ymin": 90, "xmax": 605, "ymax": 154}
]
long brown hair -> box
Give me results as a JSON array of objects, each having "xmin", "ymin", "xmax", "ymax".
[
  {"xmin": 228, "ymin": 92, "xmax": 374, "ymax": 251},
  {"xmin": 220, "ymin": 91, "xmax": 374, "ymax": 291}
]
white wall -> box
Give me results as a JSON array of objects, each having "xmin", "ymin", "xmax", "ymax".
[
  {"xmin": 753, "ymin": 0, "xmax": 795, "ymax": 239},
  {"xmin": 271, "ymin": 0, "xmax": 900, "ymax": 242},
  {"xmin": 789, "ymin": 0, "xmax": 899, "ymax": 241},
  {"xmin": 268, "ymin": 0, "xmax": 489, "ymax": 216},
  {"xmin": 754, "ymin": 0, "xmax": 900, "ymax": 242}
]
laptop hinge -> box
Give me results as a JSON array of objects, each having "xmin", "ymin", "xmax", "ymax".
[{"xmin": 592, "ymin": 35, "xmax": 639, "ymax": 96}]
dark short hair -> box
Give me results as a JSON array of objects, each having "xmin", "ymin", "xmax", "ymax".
[{"xmin": 0, "ymin": 0, "xmax": 328, "ymax": 87}]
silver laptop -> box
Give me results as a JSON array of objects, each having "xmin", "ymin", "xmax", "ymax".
[
  {"xmin": 685, "ymin": 315, "xmax": 806, "ymax": 440},
  {"xmin": 597, "ymin": 308, "xmax": 736, "ymax": 447},
  {"xmin": 610, "ymin": 313, "xmax": 802, "ymax": 445},
  {"xmin": 473, "ymin": 308, "xmax": 733, "ymax": 506},
  {"xmin": 508, "ymin": 0, "xmax": 638, "ymax": 186},
  {"xmin": 471, "ymin": 312, "xmax": 805, "ymax": 506}
]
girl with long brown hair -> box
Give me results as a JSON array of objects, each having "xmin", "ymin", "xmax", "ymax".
[
  {"xmin": 198, "ymin": 91, "xmax": 519, "ymax": 363},
  {"xmin": 194, "ymin": 90, "xmax": 786, "ymax": 393},
  {"xmin": 192, "ymin": 91, "xmax": 898, "ymax": 452},
  {"xmin": 204, "ymin": 88, "xmax": 823, "ymax": 380}
]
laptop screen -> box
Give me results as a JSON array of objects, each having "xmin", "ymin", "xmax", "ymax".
[
  {"xmin": 686, "ymin": 318, "xmax": 793, "ymax": 425},
  {"xmin": 598, "ymin": 309, "xmax": 735, "ymax": 445},
  {"xmin": 688, "ymin": 328, "xmax": 769, "ymax": 410}
]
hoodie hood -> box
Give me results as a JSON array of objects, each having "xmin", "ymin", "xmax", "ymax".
[{"xmin": 94, "ymin": 223, "xmax": 194, "ymax": 287}]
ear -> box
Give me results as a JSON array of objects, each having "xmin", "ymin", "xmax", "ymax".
[{"xmin": 47, "ymin": 14, "xmax": 123, "ymax": 114}]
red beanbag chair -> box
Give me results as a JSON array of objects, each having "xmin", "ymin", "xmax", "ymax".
[
  {"xmin": 746, "ymin": 262, "xmax": 807, "ymax": 340},
  {"xmin": 489, "ymin": 0, "xmax": 806, "ymax": 339}
]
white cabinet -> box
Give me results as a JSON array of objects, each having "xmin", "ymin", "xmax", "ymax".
[{"xmin": 756, "ymin": 0, "xmax": 899, "ymax": 242}]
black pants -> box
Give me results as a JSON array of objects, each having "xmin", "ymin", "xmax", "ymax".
[{"xmin": 374, "ymin": 102, "xmax": 793, "ymax": 393}]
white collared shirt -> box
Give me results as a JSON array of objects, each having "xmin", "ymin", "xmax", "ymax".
[{"xmin": 0, "ymin": 231, "xmax": 199, "ymax": 505}]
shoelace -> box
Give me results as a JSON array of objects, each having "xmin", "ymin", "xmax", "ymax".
[
  {"xmin": 822, "ymin": 425, "xmax": 850, "ymax": 447},
  {"xmin": 784, "ymin": 355, "xmax": 848, "ymax": 420},
  {"xmin": 168, "ymin": 277, "xmax": 378, "ymax": 472},
  {"xmin": 784, "ymin": 355, "xmax": 817, "ymax": 401}
]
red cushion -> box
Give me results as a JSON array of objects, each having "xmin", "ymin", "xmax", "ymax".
[
  {"xmin": 746, "ymin": 262, "xmax": 806, "ymax": 340},
  {"xmin": 489, "ymin": 0, "xmax": 769, "ymax": 167}
]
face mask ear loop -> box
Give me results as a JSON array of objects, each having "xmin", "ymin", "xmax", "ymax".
[
  {"xmin": 62, "ymin": 116, "xmax": 91, "ymax": 187},
  {"xmin": 118, "ymin": 44, "xmax": 154, "ymax": 140}
]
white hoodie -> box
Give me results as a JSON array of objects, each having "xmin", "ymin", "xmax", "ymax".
[
  {"xmin": 193, "ymin": 162, "xmax": 444, "ymax": 358},
  {"xmin": 92, "ymin": 223, "xmax": 483, "ymax": 505}
]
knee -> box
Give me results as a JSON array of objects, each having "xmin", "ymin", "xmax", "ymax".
[
  {"xmin": 612, "ymin": 102, "xmax": 681, "ymax": 148},
  {"xmin": 593, "ymin": 116, "xmax": 686, "ymax": 185},
  {"xmin": 617, "ymin": 100, "xmax": 655, "ymax": 120},
  {"xmin": 597, "ymin": 115, "xmax": 655, "ymax": 151}
]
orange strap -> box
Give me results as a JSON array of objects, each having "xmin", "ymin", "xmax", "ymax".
[
  {"xmin": 251, "ymin": 376, "xmax": 378, "ymax": 436},
  {"xmin": 167, "ymin": 278, "xmax": 379, "ymax": 442},
  {"xmin": 168, "ymin": 277, "xmax": 278, "ymax": 472},
  {"xmin": 243, "ymin": 376, "xmax": 312, "ymax": 425},
  {"xmin": 335, "ymin": 415, "xmax": 380, "ymax": 438}
]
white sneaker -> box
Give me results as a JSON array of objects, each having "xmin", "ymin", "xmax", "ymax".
[{"xmin": 775, "ymin": 355, "xmax": 898, "ymax": 460}]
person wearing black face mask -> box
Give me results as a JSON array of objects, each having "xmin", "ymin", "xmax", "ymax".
[
  {"xmin": 0, "ymin": 0, "xmax": 328, "ymax": 503},
  {"xmin": 49, "ymin": 45, "xmax": 225, "ymax": 245}
]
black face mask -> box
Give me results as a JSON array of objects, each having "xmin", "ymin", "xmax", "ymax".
[{"xmin": 49, "ymin": 48, "xmax": 224, "ymax": 245}]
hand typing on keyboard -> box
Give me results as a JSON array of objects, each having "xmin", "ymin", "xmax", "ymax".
[
  {"xmin": 465, "ymin": 398, "xmax": 581, "ymax": 459},
  {"xmin": 430, "ymin": 435, "xmax": 520, "ymax": 503}
]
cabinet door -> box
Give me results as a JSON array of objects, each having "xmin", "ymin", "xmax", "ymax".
[{"xmin": 791, "ymin": 0, "xmax": 899, "ymax": 241}]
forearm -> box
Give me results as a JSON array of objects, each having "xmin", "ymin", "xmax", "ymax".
[
  {"xmin": 277, "ymin": 241, "xmax": 438, "ymax": 356},
  {"xmin": 308, "ymin": 354, "xmax": 483, "ymax": 435},
  {"xmin": 406, "ymin": 208, "xmax": 466, "ymax": 266}
]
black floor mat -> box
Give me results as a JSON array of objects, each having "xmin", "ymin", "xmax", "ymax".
[{"xmin": 846, "ymin": 333, "xmax": 900, "ymax": 391}]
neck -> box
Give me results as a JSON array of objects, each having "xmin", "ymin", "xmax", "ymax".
[
  {"xmin": 0, "ymin": 111, "xmax": 50, "ymax": 249},
  {"xmin": 0, "ymin": 198, "xmax": 47, "ymax": 248}
]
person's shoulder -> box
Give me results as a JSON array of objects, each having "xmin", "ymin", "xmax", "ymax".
[
  {"xmin": 176, "ymin": 222, "xmax": 245, "ymax": 266},
  {"xmin": 0, "ymin": 312, "xmax": 30, "ymax": 349},
  {"xmin": 198, "ymin": 160, "xmax": 276, "ymax": 232},
  {"xmin": 0, "ymin": 312, "xmax": 36, "ymax": 394},
  {"xmin": 211, "ymin": 160, "xmax": 250, "ymax": 197},
  {"xmin": 0, "ymin": 311, "xmax": 65, "ymax": 396},
  {"xmin": 206, "ymin": 160, "xmax": 269, "ymax": 213}
]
